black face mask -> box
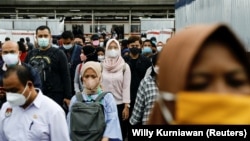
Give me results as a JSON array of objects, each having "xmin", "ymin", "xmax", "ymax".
[{"xmin": 129, "ymin": 47, "xmax": 141, "ymax": 55}]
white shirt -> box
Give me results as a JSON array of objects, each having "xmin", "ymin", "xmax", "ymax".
[{"xmin": 0, "ymin": 89, "xmax": 70, "ymax": 141}]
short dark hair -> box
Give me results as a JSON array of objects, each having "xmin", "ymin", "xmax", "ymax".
[
  {"xmin": 96, "ymin": 47, "xmax": 105, "ymax": 54},
  {"xmin": 127, "ymin": 35, "xmax": 142, "ymax": 45},
  {"xmin": 3, "ymin": 65, "xmax": 33, "ymax": 87},
  {"xmin": 19, "ymin": 38, "xmax": 25, "ymax": 43},
  {"xmin": 143, "ymin": 39, "xmax": 153, "ymax": 45},
  {"xmin": 5, "ymin": 37, "xmax": 10, "ymax": 41},
  {"xmin": 26, "ymin": 37, "xmax": 30, "ymax": 42},
  {"xmin": 36, "ymin": 25, "xmax": 51, "ymax": 35},
  {"xmin": 74, "ymin": 34, "xmax": 85, "ymax": 43},
  {"xmin": 61, "ymin": 31, "xmax": 74, "ymax": 40},
  {"xmin": 17, "ymin": 41, "xmax": 26, "ymax": 52}
]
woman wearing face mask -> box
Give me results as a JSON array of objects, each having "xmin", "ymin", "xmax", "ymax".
[
  {"xmin": 148, "ymin": 23, "xmax": 250, "ymax": 125},
  {"xmin": 101, "ymin": 39, "xmax": 131, "ymax": 140},
  {"xmin": 67, "ymin": 61, "xmax": 122, "ymax": 141}
]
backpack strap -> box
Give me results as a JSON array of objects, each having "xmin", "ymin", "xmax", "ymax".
[
  {"xmin": 75, "ymin": 92, "xmax": 83, "ymax": 102},
  {"xmin": 94, "ymin": 91, "xmax": 111, "ymax": 102},
  {"xmin": 78, "ymin": 63, "xmax": 83, "ymax": 73}
]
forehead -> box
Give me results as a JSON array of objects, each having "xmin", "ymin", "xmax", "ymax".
[
  {"xmin": 157, "ymin": 42, "xmax": 163, "ymax": 46},
  {"xmin": 190, "ymin": 42, "xmax": 241, "ymax": 72},
  {"xmin": 143, "ymin": 41, "xmax": 152, "ymax": 45},
  {"xmin": 129, "ymin": 40, "xmax": 140, "ymax": 45},
  {"xmin": 62, "ymin": 38, "xmax": 73, "ymax": 43},
  {"xmin": 3, "ymin": 72, "xmax": 21, "ymax": 88},
  {"xmin": 74, "ymin": 38, "xmax": 83, "ymax": 42},
  {"xmin": 37, "ymin": 29, "xmax": 50, "ymax": 35},
  {"xmin": 83, "ymin": 68, "xmax": 96, "ymax": 75},
  {"xmin": 2, "ymin": 42, "xmax": 18, "ymax": 51},
  {"xmin": 85, "ymin": 37, "xmax": 91, "ymax": 41},
  {"xmin": 109, "ymin": 41, "xmax": 118, "ymax": 46}
]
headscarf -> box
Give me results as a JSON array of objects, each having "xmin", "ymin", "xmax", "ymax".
[
  {"xmin": 80, "ymin": 61, "xmax": 102, "ymax": 94},
  {"xmin": 147, "ymin": 23, "xmax": 250, "ymax": 124},
  {"xmin": 102, "ymin": 39, "xmax": 125, "ymax": 73}
]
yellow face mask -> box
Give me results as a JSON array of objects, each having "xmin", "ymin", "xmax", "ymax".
[{"xmin": 158, "ymin": 91, "xmax": 250, "ymax": 124}]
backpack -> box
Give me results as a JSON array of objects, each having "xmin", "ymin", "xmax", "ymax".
[
  {"xmin": 28, "ymin": 48, "xmax": 57, "ymax": 90},
  {"xmin": 70, "ymin": 91, "xmax": 110, "ymax": 141}
]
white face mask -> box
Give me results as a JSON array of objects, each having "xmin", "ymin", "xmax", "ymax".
[
  {"xmin": 2, "ymin": 53, "xmax": 19, "ymax": 66},
  {"xmin": 157, "ymin": 46, "xmax": 163, "ymax": 52},
  {"xmin": 6, "ymin": 84, "xmax": 31, "ymax": 106},
  {"xmin": 63, "ymin": 44, "xmax": 73, "ymax": 50},
  {"xmin": 37, "ymin": 37, "xmax": 50, "ymax": 48},
  {"xmin": 98, "ymin": 55, "xmax": 105, "ymax": 62},
  {"xmin": 141, "ymin": 37, "xmax": 146, "ymax": 42},
  {"xmin": 106, "ymin": 49, "xmax": 119, "ymax": 58},
  {"xmin": 99, "ymin": 42, "xmax": 104, "ymax": 47}
]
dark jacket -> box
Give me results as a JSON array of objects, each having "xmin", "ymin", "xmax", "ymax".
[
  {"xmin": 123, "ymin": 54, "xmax": 152, "ymax": 102},
  {"xmin": 24, "ymin": 47, "xmax": 72, "ymax": 106},
  {"xmin": 60, "ymin": 44, "xmax": 82, "ymax": 95}
]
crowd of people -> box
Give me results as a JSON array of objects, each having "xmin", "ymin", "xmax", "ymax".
[{"xmin": 0, "ymin": 22, "xmax": 249, "ymax": 141}]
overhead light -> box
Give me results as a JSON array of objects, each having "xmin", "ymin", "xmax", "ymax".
[{"xmin": 70, "ymin": 10, "xmax": 80, "ymax": 12}]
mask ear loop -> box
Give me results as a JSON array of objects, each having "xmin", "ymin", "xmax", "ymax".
[{"xmin": 157, "ymin": 91, "xmax": 176, "ymax": 124}]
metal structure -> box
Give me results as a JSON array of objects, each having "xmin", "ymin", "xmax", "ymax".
[
  {"xmin": 175, "ymin": 0, "xmax": 250, "ymax": 50},
  {"xmin": 0, "ymin": 0, "xmax": 175, "ymax": 19},
  {"xmin": 0, "ymin": 0, "xmax": 175, "ymax": 35}
]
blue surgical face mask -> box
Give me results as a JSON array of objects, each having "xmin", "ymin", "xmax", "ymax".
[
  {"xmin": 141, "ymin": 46, "xmax": 152, "ymax": 55},
  {"xmin": 63, "ymin": 44, "xmax": 73, "ymax": 50},
  {"xmin": 37, "ymin": 38, "xmax": 50, "ymax": 48}
]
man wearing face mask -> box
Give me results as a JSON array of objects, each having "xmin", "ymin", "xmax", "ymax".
[
  {"xmin": 60, "ymin": 31, "xmax": 82, "ymax": 96},
  {"xmin": 24, "ymin": 25, "xmax": 72, "ymax": 113},
  {"xmin": 0, "ymin": 65, "xmax": 70, "ymax": 141},
  {"xmin": 0, "ymin": 41, "xmax": 42, "ymax": 109},
  {"xmin": 123, "ymin": 35, "xmax": 152, "ymax": 126},
  {"xmin": 141, "ymin": 39, "xmax": 154, "ymax": 59},
  {"xmin": 130, "ymin": 53, "xmax": 159, "ymax": 125}
]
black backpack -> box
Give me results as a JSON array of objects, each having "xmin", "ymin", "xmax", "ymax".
[
  {"xmin": 28, "ymin": 48, "xmax": 57, "ymax": 90},
  {"xmin": 70, "ymin": 91, "xmax": 110, "ymax": 141}
]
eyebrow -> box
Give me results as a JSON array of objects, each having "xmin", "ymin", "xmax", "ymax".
[
  {"xmin": 224, "ymin": 69, "xmax": 246, "ymax": 77},
  {"xmin": 190, "ymin": 69, "xmax": 245, "ymax": 78},
  {"xmin": 4, "ymin": 87, "xmax": 19, "ymax": 93}
]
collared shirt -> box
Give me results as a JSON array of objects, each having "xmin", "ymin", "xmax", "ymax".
[
  {"xmin": 129, "ymin": 75, "xmax": 159, "ymax": 125},
  {"xmin": 67, "ymin": 92, "xmax": 123, "ymax": 141},
  {"xmin": 0, "ymin": 89, "xmax": 70, "ymax": 141}
]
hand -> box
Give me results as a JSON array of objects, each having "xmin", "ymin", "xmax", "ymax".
[
  {"xmin": 63, "ymin": 98, "xmax": 70, "ymax": 107},
  {"xmin": 101, "ymin": 137, "xmax": 109, "ymax": 141},
  {"xmin": 122, "ymin": 107, "xmax": 129, "ymax": 120}
]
